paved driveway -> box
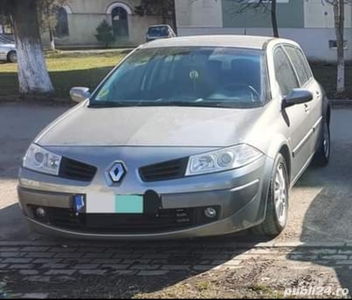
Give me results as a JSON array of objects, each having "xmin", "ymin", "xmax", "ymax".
[
  {"xmin": 0, "ymin": 103, "xmax": 352, "ymax": 297},
  {"xmin": 0, "ymin": 103, "xmax": 68, "ymax": 241}
]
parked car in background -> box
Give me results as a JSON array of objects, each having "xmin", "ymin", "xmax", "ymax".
[
  {"xmin": 0, "ymin": 34, "xmax": 16, "ymax": 62},
  {"xmin": 146, "ymin": 24, "xmax": 176, "ymax": 42},
  {"xmin": 18, "ymin": 35, "xmax": 330, "ymax": 240}
]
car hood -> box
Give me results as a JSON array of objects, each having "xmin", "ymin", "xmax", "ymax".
[{"xmin": 36, "ymin": 104, "xmax": 264, "ymax": 147}]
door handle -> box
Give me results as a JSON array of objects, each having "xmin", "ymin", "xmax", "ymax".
[{"xmin": 304, "ymin": 103, "xmax": 310, "ymax": 112}]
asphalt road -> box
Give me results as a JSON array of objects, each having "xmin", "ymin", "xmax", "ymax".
[{"xmin": 0, "ymin": 102, "xmax": 351, "ymax": 244}]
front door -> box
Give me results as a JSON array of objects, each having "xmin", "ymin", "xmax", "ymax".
[{"xmin": 273, "ymin": 46, "xmax": 312, "ymax": 181}]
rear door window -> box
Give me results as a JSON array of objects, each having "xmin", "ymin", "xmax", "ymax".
[{"xmin": 284, "ymin": 45, "xmax": 312, "ymax": 87}]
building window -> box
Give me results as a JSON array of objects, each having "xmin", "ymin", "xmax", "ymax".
[
  {"xmin": 0, "ymin": 14, "xmax": 13, "ymax": 34},
  {"xmin": 55, "ymin": 7, "xmax": 69, "ymax": 38},
  {"xmin": 111, "ymin": 7, "xmax": 129, "ymax": 37},
  {"xmin": 242, "ymin": 0, "xmax": 289, "ymax": 3},
  {"xmin": 329, "ymin": 40, "xmax": 347, "ymax": 49}
]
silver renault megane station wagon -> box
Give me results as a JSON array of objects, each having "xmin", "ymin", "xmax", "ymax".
[{"xmin": 18, "ymin": 35, "xmax": 331, "ymax": 240}]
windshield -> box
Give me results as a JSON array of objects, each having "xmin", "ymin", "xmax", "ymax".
[
  {"xmin": 148, "ymin": 26, "xmax": 169, "ymax": 37},
  {"xmin": 91, "ymin": 47, "xmax": 268, "ymax": 109}
]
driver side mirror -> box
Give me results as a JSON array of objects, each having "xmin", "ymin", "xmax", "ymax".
[
  {"xmin": 282, "ymin": 88, "xmax": 313, "ymax": 108},
  {"xmin": 70, "ymin": 87, "xmax": 91, "ymax": 103}
]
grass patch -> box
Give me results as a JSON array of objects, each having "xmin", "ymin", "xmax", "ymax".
[
  {"xmin": 0, "ymin": 52, "xmax": 124, "ymax": 99},
  {"xmin": 310, "ymin": 62, "xmax": 352, "ymax": 99},
  {"xmin": 195, "ymin": 281, "xmax": 212, "ymax": 291},
  {"xmin": 1, "ymin": 53, "xmax": 352, "ymax": 100}
]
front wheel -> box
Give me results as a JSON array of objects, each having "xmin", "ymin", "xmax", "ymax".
[
  {"xmin": 251, "ymin": 153, "xmax": 289, "ymax": 237},
  {"xmin": 7, "ymin": 51, "xmax": 17, "ymax": 63}
]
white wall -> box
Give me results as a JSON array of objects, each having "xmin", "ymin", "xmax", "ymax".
[
  {"xmin": 177, "ymin": 27, "xmax": 352, "ymax": 61},
  {"xmin": 175, "ymin": 0, "xmax": 222, "ymax": 28},
  {"xmin": 304, "ymin": 0, "xmax": 351, "ymax": 29},
  {"xmin": 51, "ymin": 0, "xmax": 160, "ymax": 47}
]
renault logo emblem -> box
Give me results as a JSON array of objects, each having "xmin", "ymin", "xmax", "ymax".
[{"xmin": 108, "ymin": 162, "xmax": 126, "ymax": 183}]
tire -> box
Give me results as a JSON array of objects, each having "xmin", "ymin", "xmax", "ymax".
[
  {"xmin": 312, "ymin": 119, "xmax": 330, "ymax": 167},
  {"xmin": 7, "ymin": 51, "xmax": 17, "ymax": 63},
  {"xmin": 251, "ymin": 153, "xmax": 289, "ymax": 237}
]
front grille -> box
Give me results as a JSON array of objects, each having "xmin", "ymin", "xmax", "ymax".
[
  {"xmin": 59, "ymin": 157, "xmax": 97, "ymax": 182},
  {"xmin": 29, "ymin": 205, "xmax": 220, "ymax": 234},
  {"xmin": 139, "ymin": 157, "xmax": 188, "ymax": 182}
]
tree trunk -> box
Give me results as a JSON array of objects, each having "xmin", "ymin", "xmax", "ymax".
[
  {"xmin": 171, "ymin": 0, "xmax": 177, "ymax": 34},
  {"xmin": 161, "ymin": 1, "xmax": 167, "ymax": 24},
  {"xmin": 271, "ymin": 0, "xmax": 279, "ymax": 38},
  {"xmin": 49, "ymin": 26, "xmax": 55, "ymax": 51},
  {"xmin": 334, "ymin": 0, "xmax": 345, "ymax": 94},
  {"xmin": 10, "ymin": 0, "xmax": 54, "ymax": 95}
]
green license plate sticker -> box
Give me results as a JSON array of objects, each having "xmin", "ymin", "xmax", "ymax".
[{"xmin": 115, "ymin": 195, "xmax": 143, "ymax": 214}]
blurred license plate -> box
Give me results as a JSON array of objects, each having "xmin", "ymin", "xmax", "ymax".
[
  {"xmin": 115, "ymin": 195, "xmax": 143, "ymax": 214},
  {"xmin": 86, "ymin": 193, "xmax": 143, "ymax": 214}
]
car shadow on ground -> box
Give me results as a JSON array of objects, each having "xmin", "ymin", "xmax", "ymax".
[
  {"xmin": 0, "ymin": 188, "xmax": 279, "ymax": 297},
  {"xmin": 287, "ymin": 115, "xmax": 352, "ymax": 294},
  {"xmin": 0, "ymin": 204, "xmax": 38, "ymax": 241},
  {"xmin": 0, "ymin": 202, "xmax": 272, "ymax": 297},
  {"xmin": 288, "ymin": 181, "xmax": 352, "ymax": 293}
]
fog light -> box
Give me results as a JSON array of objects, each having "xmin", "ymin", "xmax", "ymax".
[
  {"xmin": 204, "ymin": 207, "xmax": 217, "ymax": 218},
  {"xmin": 35, "ymin": 207, "xmax": 46, "ymax": 218}
]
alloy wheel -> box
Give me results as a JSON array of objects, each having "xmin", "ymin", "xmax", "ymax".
[{"xmin": 274, "ymin": 163, "xmax": 288, "ymax": 227}]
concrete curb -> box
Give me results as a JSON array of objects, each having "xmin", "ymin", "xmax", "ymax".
[
  {"xmin": 330, "ymin": 99, "xmax": 352, "ymax": 107},
  {"xmin": 56, "ymin": 48, "xmax": 134, "ymax": 55},
  {"xmin": 0, "ymin": 241, "xmax": 349, "ymax": 248},
  {"xmin": 1, "ymin": 98, "xmax": 351, "ymax": 107},
  {"xmin": 0, "ymin": 96, "xmax": 72, "ymax": 106}
]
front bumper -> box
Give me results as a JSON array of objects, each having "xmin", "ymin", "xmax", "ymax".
[{"xmin": 18, "ymin": 155, "xmax": 274, "ymax": 240}]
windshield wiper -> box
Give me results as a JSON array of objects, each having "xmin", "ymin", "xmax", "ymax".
[
  {"xmin": 89, "ymin": 101, "xmax": 136, "ymax": 108},
  {"xmin": 157, "ymin": 101, "xmax": 218, "ymax": 107},
  {"xmin": 89, "ymin": 100, "xmax": 254, "ymax": 108}
]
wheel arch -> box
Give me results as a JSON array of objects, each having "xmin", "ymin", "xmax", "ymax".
[
  {"xmin": 279, "ymin": 144, "xmax": 291, "ymax": 182},
  {"xmin": 265, "ymin": 135, "xmax": 292, "ymax": 183},
  {"xmin": 326, "ymin": 103, "xmax": 331, "ymax": 126}
]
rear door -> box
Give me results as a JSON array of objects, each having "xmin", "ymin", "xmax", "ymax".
[
  {"xmin": 273, "ymin": 46, "xmax": 312, "ymax": 180},
  {"xmin": 284, "ymin": 45, "xmax": 323, "ymax": 155}
]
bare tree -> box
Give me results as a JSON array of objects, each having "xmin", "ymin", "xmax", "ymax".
[
  {"xmin": 236, "ymin": 0, "xmax": 347, "ymax": 94},
  {"xmin": 0, "ymin": 0, "xmax": 54, "ymax": 95},
  {"xmin": 37, "ymin": 0, "xmax": 67, "ymax": 51},
  {"xmin": 0, "ymin": 10, "xmax": 12, "ymax": 34},
  {"xmin": 135, "ymin": 0, "xmax": 177, "ymax": 32},
  {"xmin": 324, "ymin": 0, "xmax": 346, "ymax": 94},
  {"xmin": 229, "ymin": 0, "xmax": 279, "ymax": 37}
]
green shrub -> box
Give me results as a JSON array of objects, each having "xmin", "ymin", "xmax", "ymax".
[{"xmin": 95, "ymin": 20, "xmax": 115, "ymax": 48}]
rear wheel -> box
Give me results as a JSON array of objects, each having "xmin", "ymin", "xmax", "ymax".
[
  {"xmin": 313, "ymin": 120, "xmax": 330, "ymax": 167},
  {"xmin": 251, "ymin": 153, "xmax": 289, "ymax": 237},
  {"xmin": 7, "ymin": 51, "xmax": 17, "ymax": 63}
]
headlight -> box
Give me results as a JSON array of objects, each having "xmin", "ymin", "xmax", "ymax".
[
  {"xmin": 185, "ymin": 144, "xmax": 263, "ymax": 176},
  {"xmin": 23, "ymin": 144, "xmax": 62, "ymax": 176}
]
